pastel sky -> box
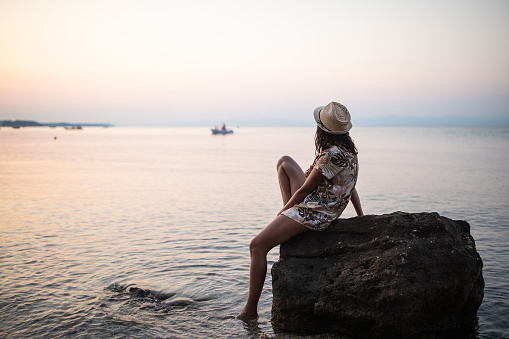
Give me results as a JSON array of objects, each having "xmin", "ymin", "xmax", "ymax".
[{"xmin": 1, "ymin": 0, "xmax": 508, "ymax": 126}]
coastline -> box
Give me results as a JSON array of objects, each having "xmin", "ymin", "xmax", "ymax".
[{"xmin": 0, "ymin": 120, "xmax": 113, "ymax": 128}]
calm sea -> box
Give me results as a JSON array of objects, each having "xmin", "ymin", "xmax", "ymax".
[{"xmin": 1, "ymin": 126, "xmax": 508, "ymax": 338}]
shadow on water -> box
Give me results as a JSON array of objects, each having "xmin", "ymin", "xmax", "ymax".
[{"xmin": 242, "ymin": 319, "xmax": 353, "ymax": 339}]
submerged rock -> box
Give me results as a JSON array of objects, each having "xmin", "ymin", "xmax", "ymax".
[
  {"xmin": 129, "ymin": 287, "xmax": 151, "ymax": 298},
  {"xmin": 271, "ymin": 212, "xmax": 484, "ymax": 338},
  {"xmin": 163, "ymin": 297, "xmax": 194, "ymax": 307},
  {"xmin": 128, "ymin": 286, "xmax": 175, "ymax": 301}
]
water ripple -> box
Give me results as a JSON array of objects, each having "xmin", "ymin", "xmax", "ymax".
[{"xmin": 1, "ymin": 127, "xmax": 508, "ymax": 338}]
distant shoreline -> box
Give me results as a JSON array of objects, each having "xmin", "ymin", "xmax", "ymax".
[
  {"xmin": 2, "ymin": 116, "xmax": 509, "ymax": 128},
  {"xmin": 0, "ymin": 120, "xmax": 113, "ymax": 128}
]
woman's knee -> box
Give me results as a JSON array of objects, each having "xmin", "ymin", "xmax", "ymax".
[
  {"xmin": 249, "ymin": 236, "xmax": 269, "ymax": 256},
  {"xmin": 277, "ymin": 155, "xmax": 295, "ymax": 170}
]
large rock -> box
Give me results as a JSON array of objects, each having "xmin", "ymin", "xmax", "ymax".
[{"xmin": 271, "ymin": 212, "xmax": 484, "ymax": 338}]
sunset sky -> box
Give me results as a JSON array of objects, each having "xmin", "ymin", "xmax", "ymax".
[{"xmin": 1, "ymin": 0, "xmax": 508, "ymax": 126}]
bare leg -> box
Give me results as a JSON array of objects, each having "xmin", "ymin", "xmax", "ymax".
[
  {"xmin": 236, "ymin": 156, "xmax": 307, "ymax": 321},
  {"xmin": 236, "ymin": 215, "xmax": 308, "ymax": 321},
  {"xmin": 276, "ymin": 156, "xmax": 306, "ymax": 205}
]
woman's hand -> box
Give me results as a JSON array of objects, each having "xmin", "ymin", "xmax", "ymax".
[{"xmin": 351, "ymin": 188, "xmax": 364, "ymax": 216}]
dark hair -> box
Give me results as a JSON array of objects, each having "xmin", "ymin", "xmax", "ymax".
[{"xmin": 314, "ymin": 126, "xmax": 358, "ymax": 155}]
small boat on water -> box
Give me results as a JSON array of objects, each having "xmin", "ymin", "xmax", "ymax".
[
  {"xmin": 211, "ymin": 128, "xmax": 233, "ymax": 135},
  {"xmin": 211, "ymin": 124, "xmax": 233, "ymax": 135}
]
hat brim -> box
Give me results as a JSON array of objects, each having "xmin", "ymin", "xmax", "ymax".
[
  {"xmin": 313, "ymin": 106, "xmax": 352, "ymax": 134},
  {"xmin": 313, "ymin": 106, "xmax": 325, "ymax": 127}
]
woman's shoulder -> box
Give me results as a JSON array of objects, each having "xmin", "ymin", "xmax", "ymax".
[
  {"xmin": 321, "ymin": 145, "xmax": 349, "ymax": 157},
  {"xmin": 314, "ymin": 145, "xmax": 356, "ymax": 177},
  {"xmin": 318, "ymin": 145, "xmax": 357, "ymax": 165}
]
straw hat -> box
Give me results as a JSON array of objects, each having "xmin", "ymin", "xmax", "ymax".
[{"xmin": 313, "ymin": 102, "xmax": 352, "ymax": 134}]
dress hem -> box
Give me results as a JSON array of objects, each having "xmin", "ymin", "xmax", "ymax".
[{"xmin": 280, "ymin": 213, "xmax": 329, "ymax": 232}]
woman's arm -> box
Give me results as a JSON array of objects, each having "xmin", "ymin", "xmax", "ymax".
[
  {"xmin": 277, "ymin": 168, "xmax": 324, "ymax": 216},
  {"xmin": 350, "ymin": 187, "xmax": 364, "ymax": 216}
]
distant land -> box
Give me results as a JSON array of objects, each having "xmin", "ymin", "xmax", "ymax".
[
  {"xmin": 2, "ymin": 115, "xmax": 509, "ymax": 128},
  {"xmin": 0, "ymin": 120, "xmax": 113, "ymax": 128}
]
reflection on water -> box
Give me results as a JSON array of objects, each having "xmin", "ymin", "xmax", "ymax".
[{"xmin": 1, "ymin": 126, "xmax": 508, "ymax": 338}]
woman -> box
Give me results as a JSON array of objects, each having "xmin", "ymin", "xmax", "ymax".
[{"xmin": 236, "ymin": 102, "xmax": 364, "ymax": 321}]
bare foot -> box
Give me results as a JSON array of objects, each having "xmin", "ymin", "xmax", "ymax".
[{"xmin": 235, "ymin": 309, "xmax": 258, "ymax": 321}]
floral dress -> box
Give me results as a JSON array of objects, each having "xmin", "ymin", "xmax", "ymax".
[{"xmin": 281, "ymin": 145, "xmax": 359, "ymax": 231}]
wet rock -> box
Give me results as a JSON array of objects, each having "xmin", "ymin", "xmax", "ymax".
[
  {"xmin": 105, "ymin": 282, "xmax": 133, "ymax": 293},
  {"xmin": 155, "ymin": 291, "xmax": 177, "ymax": 301},
  {"xmin": 163, "ymin": 297, "xmax": 193, "ymax": 307},
  {"xmin": 129, "ymin": 287, "xmax": 151, "ymax": 298},
  {"xmin": 271, "ymin": 212, "xmax": 484, "ymax": 338},
  {"xmin": 127, "ymin": 286, "xmax": 175, "ymax": 301}
]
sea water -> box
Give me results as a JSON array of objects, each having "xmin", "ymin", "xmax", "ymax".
[{"xmin": 0, "ymin": 126, "xmax": 508, "ymax": 338}]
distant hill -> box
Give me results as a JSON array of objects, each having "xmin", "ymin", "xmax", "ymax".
[{"xmin": 0, "ymin": 120, "xmax": 113, "ymax": 128}]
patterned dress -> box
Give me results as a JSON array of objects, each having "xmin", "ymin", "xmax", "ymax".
[{"xmin": 281, "ymin": 145, "xmax": 359, "ymax": 231}]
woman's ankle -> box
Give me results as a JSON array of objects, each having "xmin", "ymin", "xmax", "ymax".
[{"xmin": 235, "ymin": 308, "xmax": 258, "ymax": 321}]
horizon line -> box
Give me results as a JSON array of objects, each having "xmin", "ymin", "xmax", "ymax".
[{"xmin": 2, "ymin": 115, "xmax": 509, "ymax": 128}]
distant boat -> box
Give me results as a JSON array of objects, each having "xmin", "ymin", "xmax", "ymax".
[
  {"xmin": 211, "ymin": 127, "xmax": 233, "ymax": 135},
  {"xmin": 64, "ymin": 125, "xmax": 82, "ymax": 130}
]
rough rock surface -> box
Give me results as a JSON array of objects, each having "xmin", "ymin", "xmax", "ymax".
[{"xmin": 271, "ymin": 212, "xmax": 484, "ymax": 338}]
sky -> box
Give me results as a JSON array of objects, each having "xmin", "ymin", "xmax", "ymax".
[{"xmin": 1, "ymin": 0, "xmax": 508, "ymax": 126}]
